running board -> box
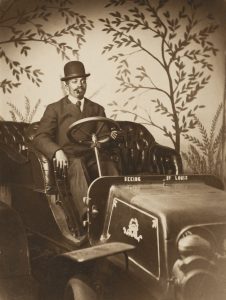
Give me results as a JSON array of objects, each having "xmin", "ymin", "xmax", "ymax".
[{"xmin": 60, "ymin": 242, "xmax": 135, "ymax": 263}]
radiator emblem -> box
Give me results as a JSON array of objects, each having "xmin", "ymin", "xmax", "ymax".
[{"xmin": 123, "ymin": 218, "xmax": 143, "ymax": 242}]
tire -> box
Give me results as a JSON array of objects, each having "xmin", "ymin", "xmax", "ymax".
[{"xmin": 64, "ymin": 278, "xmax": 97, "ymax": 300}]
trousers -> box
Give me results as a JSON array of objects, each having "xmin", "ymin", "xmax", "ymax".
[{"xmin": 67, "ymin": 155, "xmax": 119, "ymax": 224}]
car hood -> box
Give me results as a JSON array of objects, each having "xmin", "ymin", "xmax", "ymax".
[{"xmin": 107, "ymin": 182, "xmax": 226, "ymax": 239}]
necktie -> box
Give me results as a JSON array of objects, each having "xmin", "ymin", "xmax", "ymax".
[{"xmin": 75, "ymin": 100, "xmax": 81, "ymax": 111}]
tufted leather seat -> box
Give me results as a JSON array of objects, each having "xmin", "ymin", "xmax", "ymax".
[
  {"xmin": 0, "ymin": 121, "xmax": 30, "ymax": 189},
  {"xmin": 113, "ymin": 121, "xmax": 155, "ymax": 175},
  {"xmin": 0, "ymin": 121, "xmax": 29, "ymax": 163},
  {"xmin": 0, "ymin": 120, "xmax": 183, "ymax": 194},
  {"xmin": 110, "ymin": 121, "xmax": 182, "ymax": 175}
]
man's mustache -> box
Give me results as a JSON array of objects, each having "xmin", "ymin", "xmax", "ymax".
[{"xmin": 74, "ymin": 87, "xmax": 84, "ymax": 92}]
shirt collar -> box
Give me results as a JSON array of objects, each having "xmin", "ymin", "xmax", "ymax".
[{"xmin": 68, "ymin": 95, "xmax": 84, "ymax": 111}]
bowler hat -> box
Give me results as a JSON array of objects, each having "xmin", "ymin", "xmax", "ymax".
[{"xmin": 61, "ymin": 61, "xmax": 90, "ymax": 81}]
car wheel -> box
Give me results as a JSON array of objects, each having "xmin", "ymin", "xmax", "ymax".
[{"xmin": 64, "ymin": 278, "xmax": 97, "ymax": 300}]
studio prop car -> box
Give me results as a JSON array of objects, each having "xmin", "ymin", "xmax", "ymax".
[{"xmin": 0, "ymin": 117, "xmax": 226, "ymax": 300}]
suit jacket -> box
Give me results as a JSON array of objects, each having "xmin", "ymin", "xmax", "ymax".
[{"xmin": 33, "ymin": 96, "xmax": 106, "ymax": 159}]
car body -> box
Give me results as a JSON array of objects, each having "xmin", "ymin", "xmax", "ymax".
[
  {"xmin": 86, "ymin": 174, "xmax": 226, "ymax": 300},
  {"xmin": 0, "ymin": 119, "xmax": 226, "ymax": 300}
]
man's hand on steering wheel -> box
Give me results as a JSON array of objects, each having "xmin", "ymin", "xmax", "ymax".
[{"xmin": 110, "ymin": 129, "xmax": 118, "ymax": 140}]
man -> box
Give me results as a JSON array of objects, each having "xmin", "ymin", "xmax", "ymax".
[{"xmin": 32, "ymin": 61, "xmax": 119, "ymax": 236}]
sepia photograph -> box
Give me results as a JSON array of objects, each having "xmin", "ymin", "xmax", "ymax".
[{"xmin": 0, "ymin": 0, "xmax": 226, "ymax": 299}]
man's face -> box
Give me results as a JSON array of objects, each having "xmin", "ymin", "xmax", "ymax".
[{"xmin": 66, "ymin": 77, "xmax": 87, "ymax": 99}]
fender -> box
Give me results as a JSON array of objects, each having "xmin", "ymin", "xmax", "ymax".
[{"xmin": 0, "ymin": 201, "xmax": 38, "ymax": 299}]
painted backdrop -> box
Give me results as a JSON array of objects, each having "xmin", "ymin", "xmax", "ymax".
[{"xmin": 0, "ymin": 0, "xmax": 226, "ymax": 182}]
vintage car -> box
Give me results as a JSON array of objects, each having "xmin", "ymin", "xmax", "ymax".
[{"xmin": 0, "ymin": 117, "xmax": 226, "ymax": 300}]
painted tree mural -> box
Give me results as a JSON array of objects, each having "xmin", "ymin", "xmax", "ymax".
[
  {"xmin": 100, "ymin": 0, "xmax": 219, "ymax": 152},
  {"xmin": 7, "ymin": 97, "xmax": 41, "ymax": 122},
  {"xmin": 182, "ymin": 103, "xmax": 223, "ymax": 175},
  {"xmin": 0, "ymin": 0, "xmax": 94, "ymax": 94}
]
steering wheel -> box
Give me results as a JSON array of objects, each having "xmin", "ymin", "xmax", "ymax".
[
  {"xmin": 67, "ymin": 116, "xmax": 120, "ymax": 146},
  {"xmin": 67, "ymin": 117, "xmax": 121, "ymax": 177}
]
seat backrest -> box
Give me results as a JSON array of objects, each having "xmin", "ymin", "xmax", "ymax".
[
  {"xmin": 0, "ymin": 121, "xmax": 29, "ymax": 163},
  {"xmin": 115, "ymin": 121, "xmax": 156, "ymax": 174},
  {"xmin": 0, "ymin": 121, "xmax": 30, "ymax": 189},
  {"xmin": 113, "ymin": 121, "xmax": 182, "ymax": 175}
]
